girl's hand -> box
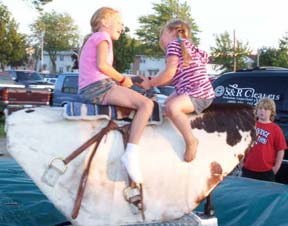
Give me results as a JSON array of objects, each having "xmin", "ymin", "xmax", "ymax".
[
  {"xmin": 141, "ymin": 77, "xmax": 152, "ymax": 90},
  {"xmin": 120, "ymin": 76, "xmax": 133, "ymax": 88}
]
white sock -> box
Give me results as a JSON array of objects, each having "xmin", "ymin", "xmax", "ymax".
[{"xmin": 121, "ymin": 143, "xmax": 143, "ymax": 183}]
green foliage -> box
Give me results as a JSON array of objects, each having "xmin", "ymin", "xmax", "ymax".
[
  {"xmin": 30, "ymin": 10, "xmax": 80, "ymax": 73},
  {"xmin": 22, "ymin": 0, "xmax": 53, "ymax": 11},
  {"xmin": 113, "ymin": 27, "xmax": 137, "ymax": 73},
  {"xmin": 210, "ymin": 31, "xmax": 252, "ymax": 72},
  {"xmin": 275, "ymin": 49, "xmax": 288, "ymax": 68},
  {"xmin": 0, "ymin": 3, "xmax": 28, "ymax": 70},
  {"xmin": 258, "ymin": 47, "xmax": 279, "ymax": 67},
  {"xmin": 257, "ymin": 34, "xmax": 288, "ymax": 68},
  {"xmin": 274, "ymin": 35, "xmax": 288, "ymax": 68},
  {"xmin": 136, "ymin": 0, "xmax": 200, "ymax": 57}
]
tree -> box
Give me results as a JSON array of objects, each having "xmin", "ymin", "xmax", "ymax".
[
  {"xmin": 22, "ymin": 0, "xmax": 53, "ymax": 11},
  {"xmin": 30, "ymin": 10, "xmax": 80, "ymax": 73},
  {"xmin": 274, "ymin": 34, "xmax": 288, "ymax": 68},
  {"xmin": 257, "ymin": 34, "xmax": 288, "ymax": 68},
  {"xmin": 136, "ymin": 0, "xmax": 200, "ymax": 57},
  {"xmin": 210, "ymin": 31, "xmax": 251, "ymax": 72},
  {"xmin": 0, "ymin": 3, "xmax": 28, "ymax": 70},
  {"xmin": 257, "ymin": 47, "xmax": 279, "ymax": 67},
  {"xmin": 113, "ymin": 27, "xmax": 137, "ymax": 73}
]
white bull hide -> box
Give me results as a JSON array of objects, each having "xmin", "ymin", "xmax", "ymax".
[{"xmin": 5, "ymin": 104, "xmax": 255, "ymax": 226}]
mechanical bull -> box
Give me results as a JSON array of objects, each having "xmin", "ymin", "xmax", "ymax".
[{"xmin": 5, "ymin": 103, "xmax": 255, "ymax": 226}]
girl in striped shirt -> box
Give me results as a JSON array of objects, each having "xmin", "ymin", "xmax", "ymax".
[{"xmin": 142, "ymin": 19, "xmax": 215, "ymax": 162}]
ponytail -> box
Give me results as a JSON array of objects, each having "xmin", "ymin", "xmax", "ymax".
[{"xmin": 177, "ymin": 27, "xmax": 191, "ymax": 67}]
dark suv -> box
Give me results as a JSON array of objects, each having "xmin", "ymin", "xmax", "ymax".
[{"xmin": 212, "ymin": 67, "xmax": 288, "ymax": 183}]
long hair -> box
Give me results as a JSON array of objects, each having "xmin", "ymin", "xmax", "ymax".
[
  {"xmin": 80, "ymin": 7, "xmax": 119, "ymax": 53},
  {"xmin": 160, "ymin": 19, "xmax": 192, "ymax": 67}
]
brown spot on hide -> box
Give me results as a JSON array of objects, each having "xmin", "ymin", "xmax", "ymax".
[
  {"xmin": 208, "ymin": 162, "xmax": 223, "ymax": 190},
  {"xmin": 191, "ymin": 103, "xmax": 256, "ymax": 147},
  {"xmin": 210, "ymin": 161, "xmax": 223, "ymax": 177},
  {"xmin": 237, "ymin": 153, "xmax": 244, "ymax": 161},
  {"xmin": 194, "ymin": 162, "xmax": 223, "ymax": 205}
]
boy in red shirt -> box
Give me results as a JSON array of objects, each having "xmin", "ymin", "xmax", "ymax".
[{"xmin": 242, "ymin": 98, "xmax": 287, "ymax": 182}]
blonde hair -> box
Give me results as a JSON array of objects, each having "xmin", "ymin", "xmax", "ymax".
[
  {"xmin": 160, "ymin": 19, "xmax": 192, "ymax": 67},
  {"xmin": 255, "ymin": 98, "xmax": 277, "ymax": 121},
  {"xmin": 80, "ymin": 7, "xmax": 119, "ymax": 53}
]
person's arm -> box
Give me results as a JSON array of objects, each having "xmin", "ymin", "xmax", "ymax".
[
  {"xmin": 96, "ymin": 41, "xmax": 132, "ymax": 87},
  {"xmin": 272, "ymin": 150, "xmax": 284, "ymax": 174},
  {"xmin": 141, "ymin": 55, "xmax": 178, "ymax": 90}
]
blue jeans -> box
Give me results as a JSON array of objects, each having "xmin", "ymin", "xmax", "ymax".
[{"xmin": 242, "ymin": 167, "xmax": 275, "ymax": 182}]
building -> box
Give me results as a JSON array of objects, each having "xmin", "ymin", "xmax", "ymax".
[
  {"xmin": 130, "ymin": 55, "xmax": 166, "ymax": 76},
  {"xmin": 38, "ymin": 50, "xmax": 78, "ymax": 73},
  {"xmin": 130, "ymin": 55, "xmax": 224, "ymax": 78},
  {"xmin": 39, "ymin": 52, "xmax": 225, "ymax": 76}
]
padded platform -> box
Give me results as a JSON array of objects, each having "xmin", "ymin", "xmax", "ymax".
[{"xmin": 63, "ymin": 101, "xmax": 163, "ymax": 125}]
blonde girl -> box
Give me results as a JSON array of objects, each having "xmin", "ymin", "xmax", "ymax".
[
  {"xmin": 142, "ymin": 19, "xmax": 215, "ymax": 162},
  {"xmin": 79, "ymin": 7, "xmax": 153, "ymax": 183}
]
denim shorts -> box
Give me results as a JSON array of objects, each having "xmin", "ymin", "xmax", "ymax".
[
  {"xmin": 189, "ymin": 97, "xmax": 214, "ymax": 114},
  {"xmin": 79, "ymin": 79, "xmax": 115, "ymax": 104}
]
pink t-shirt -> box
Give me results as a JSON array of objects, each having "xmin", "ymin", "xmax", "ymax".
[{"xmin": 79, "ymin": 32, "xmax": 113, "ymax": 89}]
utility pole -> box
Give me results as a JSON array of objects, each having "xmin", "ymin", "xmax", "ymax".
[
  {"xmin": 40, "ymin": 31, "xmax": 45, "ymax": 72},
  {"xmin": 256, "ymin": 49, "xmax": 262, "ymax": 67},
  {"xmin": 233, "ymin": 30, "xmax": 237, "ymax": 72}
]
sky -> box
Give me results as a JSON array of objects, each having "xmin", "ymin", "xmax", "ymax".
[{"xmin": 2, "ymin": 0, "xmax": 288, "ymax": 53}]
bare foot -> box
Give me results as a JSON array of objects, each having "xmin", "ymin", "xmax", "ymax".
[{"xmin": 184, "ymin": 139, "xmax": 199, "ymax": 162}]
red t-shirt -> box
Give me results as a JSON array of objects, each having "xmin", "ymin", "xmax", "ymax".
[{"xmin": 244, "ymin": 121, "xmax": 287, "ymax": 172}]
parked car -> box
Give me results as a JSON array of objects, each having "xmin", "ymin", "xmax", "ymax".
[
  {"xmin": 4, "ymin": 70, "xmax": 54, "ymax": 90},
  {"xmin": 0, "ymin": 71, "xmax": 52, "ymax": 115},
  {"xmin": 44, "ymin": 77, "xmax": 57, "ymax": 84},
  {"xmin": 212, "ymin": 67, "xmax": 288, "ymax": 183},
  {"xmin": 52, "ymin": 73, "xmax": 81, "ymax": 107}
]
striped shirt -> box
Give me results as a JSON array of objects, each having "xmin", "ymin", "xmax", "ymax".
[{"xmin": 167, "ymin": 39, "xmax": 215, "ymax": 99}]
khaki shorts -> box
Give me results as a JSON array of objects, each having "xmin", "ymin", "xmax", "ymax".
[
  {"xmin": 79, "ymin": 79, "xmax": 115, "ymax": 105},
  {"xmin": 189, "ymin": 97, "xmax": 214, "ymax": 114}
]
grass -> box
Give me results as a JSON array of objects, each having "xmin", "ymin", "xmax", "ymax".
[{"xmin": 0, "ymin": 115, "xmax": 6, "ymax": 137}]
